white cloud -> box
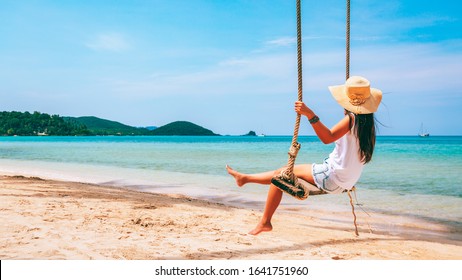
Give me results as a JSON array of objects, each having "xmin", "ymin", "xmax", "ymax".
[
  {"xmin": 350, "ymin": 41, "xmax": 462, "ymax": 95},
  {"xmin": 104, "ymin": 35, "xmax": 462, "ymax": 117},
  {"xmin": 261, "ymin": 35, "xmax": 344, "ymax": 51},
  {"xmin": 108, "ymin": 52, "xmax": 299, "ymax": 99},
  {"xmin": 391, "ymin": 14, "xmax": 456, "ymax": 31},
  {"xmin": 265, "ymin": 37, "xmax": 296, "ymax": 47},
  {"xmin": 85, "ymin": 33, "xmax": 131, "ymax": 52}
]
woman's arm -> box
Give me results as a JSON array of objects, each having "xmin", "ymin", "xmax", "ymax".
[{"xmin": 294, "ymin": 101, "xmax": 350, "ymax": 144}]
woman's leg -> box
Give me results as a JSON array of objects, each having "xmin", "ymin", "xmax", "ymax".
[
  {"xmin": 248, "ymin": 164, "xmax": 314, "ymax": 235},
  {"xmin": 226, "ymin": 165, "xmax": 278, "ymax": 186},
  {"xmin": 227, "ymin": 164, "xmax": 315, "ymax": 235},
  {"xmin": 293, "ymin": 164, "xmax": 315, "ymax": 185},
  {"xmin": 227, "ymin": 164, "xmax": 315, "ymax": 187},
  {"xmin": 248, "ymin": 183, "xmax": 282, "ymax": 235}
]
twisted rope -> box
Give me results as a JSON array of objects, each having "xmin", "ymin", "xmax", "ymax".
[
  {"xmin": 348, "ymin": 189, "xmax": 359, "ymax": 236},
  {"xmin": 346, "ymin": 0, "xmax": 358, "ymax": 236},
  {"xmin": 285, "ymin": 0, "xmax": 350, "ymax": 177},
  {"xmin": 283, "ymin": 0, "xmax": 303, "ymax": 180},
  {"xmin": 346, "ymin": 0, "xmax": 350, "ymax": 80},
  {"xmin": 279, "ymin": 0, "xmax": 360, "ymax": 236}
]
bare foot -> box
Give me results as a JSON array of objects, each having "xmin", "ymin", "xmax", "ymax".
[
  {"xmin": 248, "ymin": 222, "xmax": 272, "ymax": 235},
  {"xmin": 226, "ymin": 165, "xmax": 246, "ymax": 187}
]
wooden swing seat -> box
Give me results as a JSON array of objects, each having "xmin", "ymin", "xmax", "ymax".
[{"xmin": 298, "ymin": 179, "xmax": 355, "ymax": 196}]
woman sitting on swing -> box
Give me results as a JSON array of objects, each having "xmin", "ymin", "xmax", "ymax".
[{"xmin": 227, "ymin": 76, "xmax": 382, "ymax": 235}]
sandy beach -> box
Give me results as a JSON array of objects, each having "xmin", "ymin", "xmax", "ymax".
[{"xmin": 0, "ymin": 175, "xmax": 461, "ymax": 260}]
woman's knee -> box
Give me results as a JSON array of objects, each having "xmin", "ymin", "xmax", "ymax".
[{"xmin": 273, "ymin": 166, "xmax": 287, "ymax": 176}]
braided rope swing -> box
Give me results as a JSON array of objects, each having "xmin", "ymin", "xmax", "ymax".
[
  {"xmin": 271, "ymin": 0, "xmax": 359, "ymax": 236},
  {"xmin": 272, "ymin": 0, "xmax": 354, "ymax": 197},
  {"xmin": 344, "ymin": 0, "xmax": 359, "ymax": 237},
  {"xmin": 270, "ymin": 0, "xmax": 308, "ymax": 200}
]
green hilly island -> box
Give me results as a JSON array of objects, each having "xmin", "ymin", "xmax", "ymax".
[
  {"xmin": 0, "ymin": 111, "xmax": 219, "ymax": 136},
  {"xmin": 150, "ymin": 121, "xmax": 218, "ymax": 136},
  {"xmin": 65, "ymin": 116, "xmax": 150, "ymax": 136}
]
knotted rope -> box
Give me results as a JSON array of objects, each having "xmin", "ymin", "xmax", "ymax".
[
  {"xmin": 270, "ymin": 0, "xmax": 308, "ymax": 200},
  {"xmin": 272, "ymin": 0, "xmax": 360, "ymax": 236},
  {"xmin": 347, "ymin": 188, "xmax": 359, "ymax": 236},
  {"xmin": 282, "ymin": 0, "xmax": 351, "ymax": 185},
  {"xmin": 280, "ymin": 0, "xmax": 303, "ymax": 182}
]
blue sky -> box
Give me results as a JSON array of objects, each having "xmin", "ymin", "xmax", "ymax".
[{"xmin": 1, "ymin": 0, "xmax": 461, "ymax": 135}]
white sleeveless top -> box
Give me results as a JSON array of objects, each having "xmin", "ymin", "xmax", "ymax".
[{"xmin": 325, "ymin": 116, "xmax": 364, "ymax": 190}]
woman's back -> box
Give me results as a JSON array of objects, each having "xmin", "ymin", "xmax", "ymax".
[{"xmin": 327, "ymin": 128, "xmax": 364, "ymax": 190}]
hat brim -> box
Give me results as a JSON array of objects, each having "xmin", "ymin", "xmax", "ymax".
[{"xmin": 328, "ymin": 85, "xmax": 382, "ymax": 114}]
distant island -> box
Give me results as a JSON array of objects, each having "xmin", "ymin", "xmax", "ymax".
[
  {"xmin": 64, "ymin": 116, "xmax": 151, "ymax": 136},
  {"xmin": 0, "ymin": 111, "xmax": 220, "ymax": 136},
  {"xmin": 150, "ymin": 121, "xmax": 218, "ymax": 136},
  {"xmin": 0, "ymin": 111, "xmax": 90, "ymax": 136},
  {"xmin": 243, "ymin": 131, "xmax": 257, "ymax": 136}
]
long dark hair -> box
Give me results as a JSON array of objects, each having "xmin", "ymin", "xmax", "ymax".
[{"xmin": 347, "ymin": 111, "xmax": 376, "ymax": 164}]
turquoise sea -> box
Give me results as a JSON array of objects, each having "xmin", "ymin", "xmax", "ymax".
[{"xmin": 1, "ymin": 136, "xmax": 461, "ymax": 240}]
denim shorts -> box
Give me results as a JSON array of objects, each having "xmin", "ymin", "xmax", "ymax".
[{"xmin": 311, "ymin": 161, "xmax": 343, "ymax": 194}]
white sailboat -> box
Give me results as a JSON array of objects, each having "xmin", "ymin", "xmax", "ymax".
[{"xmin": 419, "ymin": 123, "xmax": 430, "ymax": 137}]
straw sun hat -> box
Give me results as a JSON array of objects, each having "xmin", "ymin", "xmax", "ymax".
[{"xmin": 328, "ymin": 76, "xmax": 382, "ymax": 114}]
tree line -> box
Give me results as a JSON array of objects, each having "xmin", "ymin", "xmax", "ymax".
[{"xmin": 0, "ymin": 111, "xmax": 91, "ymax": 136}]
